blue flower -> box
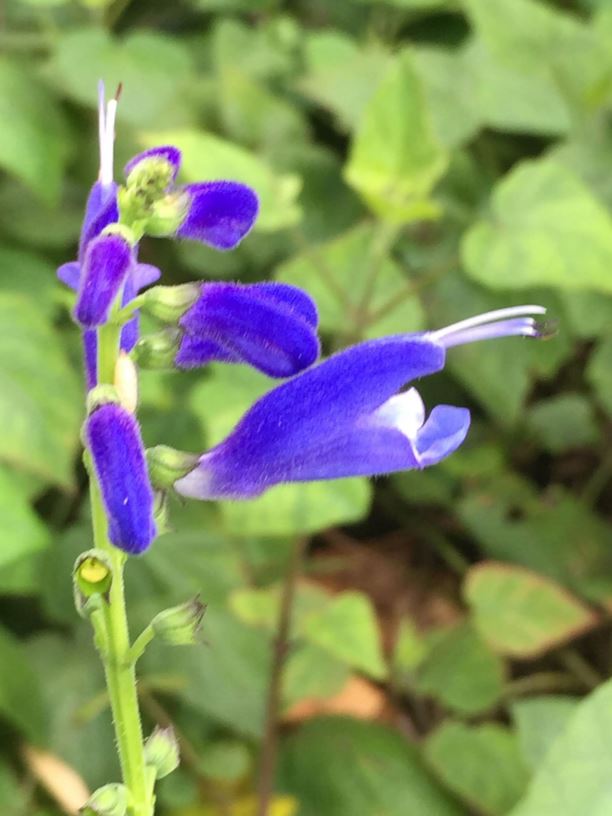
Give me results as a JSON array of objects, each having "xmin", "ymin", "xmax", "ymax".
[
  {"xmin": 85, "ymin": 400, "xmax": 156, "ymax": 555},
  {"xmin": 175, "ymin": 281, "xmax": 320, "ymax": 377},
  {"xmin": 174, "ymin": 306, "xmax": 548, "ymax": 500}
]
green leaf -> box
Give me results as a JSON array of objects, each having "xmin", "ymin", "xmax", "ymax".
[
  {"xmin": 283, "ymin": 645, "xmax": 350, "ymax": 709},
  {"xmin": 220, "ymin": 479, "xmax": 372, "ymax": 538},
  {"xmin": 587, "ymin": 336, "xmax": 612, "ymax": 415},
  {"xmin": 276, "ymin": 223, "xmax": 425, "ymax": 340},
  {"xmin": 344, "ymin": 50, "xmax": 448, "ymax": 221},
  {"xmin": 0, "ymin": 624, "xmax": 47, "ymax": 742},
  {"xmin": 0, "ymin": 246, "xmax": 57, "ymax": 316},
  {"xmin": 463, "ymin": 159, "xmax": 612, "ymax": 293},
  {"xmin": 526, "ymin": 394, "xmax": 600, "ymax": 453},
  {"xmin": 425, "ymin": 722, "xmax": 529, "ymax": 816},
  {"xmin": 0, "ymin": 293, "xmax": 81, "ymax": 486},
  {"xmin": 279, "ymin": 717, "xmax": 464, "ymax": 816},
  {"xmin": 51, "ymin": 28, "xmax": 195, "ymax": 128},
  {"xmin": 414, "ymin": 621, "xmax": 506, "ymax": 715},
  {"xmin": 141, "ymin": 128, "xmax": 301, "ymax": 231},
  {"xmin": 464, "ymin": 562, "xmax": 597, "ymax": 658},
  {"xmin": 299, "ymin": 32, "xmax": 392, "ymax": 130},
  {"xmin": 511, "ymin": 696, "xmax": 579, "ymax": 771},
  {"xmin": 0, "ymin": 59, "xmax": 68, "ymax": 204},
  {"xmin": 0, "ymin": 466, "xmax": 49, "ymax": 570},
  {"xmin": 303, "ymin": 591, "xmax": 387, "ymax": 679},
  {"xmin": 511, "ymin": 679, "xmax": 612, "ymax": 816}
]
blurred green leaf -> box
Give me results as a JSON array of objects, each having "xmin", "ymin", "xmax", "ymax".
[
  {"xmin": 0, "ymin": 465, "xmax": 49, "ymax": 570},
  {"xmin": 277, "ymin": 223, "xmax": 425, "ymax": 339},
  {"xmin": 511, "ymin": 679, "xmax": 612, "ymax": 815},
  {"xmin": 414, "ymin": 621, "xmax": 506, "ymax": 715},
  {"xmin": 465, "ymin": 562, "xmax": 597, "ymax": 658},
  {"xmin": 463, "ymin": 160, "xmax": 612, "ymax": 293},
  {"xmin": 0, "ymin": 624, "xmax": 47, "ymax": 743},
  {"xmin": 51, "ymin": 28, "xmax": 195, "ymax": 128},
  {"xmin": 303, "ymin": 591, "xmax": 387, "ymax": 679},
  {"xmin": 0, "ymin": 59, "xmax": 68, "ymax": 204},
  {"xmin": 587, "ymin": 336, "xmax": 612, "ymax": 415},
  {"xmin": 512, "ymin": 696, "xmax": 579, "ymax": 771},
  {"xmin": 0, "ymin": 293, "xmax": 81, "ymax": 486},
  {"xmin": 0, "ymin": 246, "xmax": 57, "ymax": 316},
  {"xmin": 220, "ymin": 479, "xmax": 372, "ymax": 538},
  {"xmin": 141, "ymin": 129, "xmax": 302, "ymax": 231},
  {"xmin": 279, "ymin": 717, "xmax": 464, "ymax": 816},
  {"xmin": 283, "ymin": 644, "xmax": 350, "ymax": 709},
  {"xmin": 526, "ymin": 394, "xmax": 599, "ymax": 453},
  {"xmin": 345, "ymin": 50, "xmax": 448, "ymax": 221},
  {"xmin": 425, "ymin": 722, "xmax": 529, "ymax": 815}
]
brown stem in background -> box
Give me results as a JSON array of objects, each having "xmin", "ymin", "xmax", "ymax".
[{"xmin": 256, "ymin": 537, "xmax": 307, "ymax": 816}]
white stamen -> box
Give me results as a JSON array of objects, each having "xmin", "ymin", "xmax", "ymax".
[
  {"xmin": 98, "ymin": 82, "xmax": 118, "ymax": 188},
  {"xmin": 430, "ymin": 305, "xmax": 546, "ymax": 343}
]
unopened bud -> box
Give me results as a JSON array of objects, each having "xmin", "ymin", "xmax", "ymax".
[
  {"xmin": 125, "ymin": 155, "xmax": 175, "ymax": 197},
  {"xmin": 151, "ymin": 596, "xmax": 206, "ymax": 646},
  {"xmin": 73, "ymin": 550, "xmax": 113, "ymax": 617},
  {"xmin": 141, "ymin": 284, "xmax": 201, "ymax": 323},
  {"xmin": 144, "ymin": 725, "xmax": 180, "ymax": 779},
  {"xmin": 114, "ymin": 352, "xmax": 138, "ymax": 414},
  {"xmin": 79, "ymin": 783, "xmax": 128, "ymax": 816},
  {"xmin": 147, "ymin": 445, "xmax": 199, "ymax": 490},
  {"xmin": 134, "ymin": 329, "xmax": 181, "ymax": 369}
]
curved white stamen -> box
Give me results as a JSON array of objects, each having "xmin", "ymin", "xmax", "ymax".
[
  {"xmin": 430, "ymin": 305, "xmax": 546, "ymax": 343},
  {"xmin": 98, "ymin": 82, "xmax": 118, "ymax": 188},
  {"xmin": 98, "ymin": 80, "xmax": 106, "ymax": 176}
]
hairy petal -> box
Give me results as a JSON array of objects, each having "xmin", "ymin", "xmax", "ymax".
[
  {"xmin": 178, "ymin": 282, "xmax": 320, "ymax": 377},
  {"xmin": 85, "ymin": 403, "xmax": 156, "ymax": 555},
  {"xmin": 74, "ymin": 233, "xmax": 132, "ymax": 328},
  {"xmin": 83, "ymin": 330, "xmax": 98, "ymax": 390},
  {"xmin": 79, "ymin": 181, "xmax": 119, "ymax": 264},
  {"xmin": 175, "ymin": 336, "xmax": 446, "ymax": 499},
  {"xmin": 176, "ymin": 182, "xmax": 259, "ymax": 250},
  {"xmin": 57, "ymin": 261, "xmax": 81, "ymax": 290}
]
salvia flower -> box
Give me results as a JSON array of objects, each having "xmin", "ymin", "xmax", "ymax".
[
  {"xmin": 138, "ymin": 281, "xmax": 320, "ymax": 377},
  {"xmin": 174, "ymin": 307, "xmax": 548, "ymax": 501},
  {"xmin": 85, "ymin": 398, "xmax": 156, "ymax": 554},
  {"xmin": 121, "ymin": 146, "xmax": 259, "ymax": 250}
]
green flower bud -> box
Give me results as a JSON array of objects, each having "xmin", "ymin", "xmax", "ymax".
[
  {"xmin": 133, "ymin": 329, "xmax": 181, "ymax": 370},
  {"xmin": 151, "ymin": 596, "xmax": 206, "ymax": 646},
  {"xmin": 141, "ymin": 284, "xmax": 201, "ymax": 323},
  {"xmin": 125, "ymin": 156, "xmax": 175, "ymax": 198},
  {"xmin": 73, "ymin": 550, "xmax": 113, "ymax": 618},
  {"xmin": 144, "ymin": 725, "xmax": 180, "ymax": 779},
  {"xmin": 147, "ymin": 445, "xmax": 199, "ymax": 490},
  {"xmin": 79, "ymin": 783, "xmax": 128, "ymax": 816}
]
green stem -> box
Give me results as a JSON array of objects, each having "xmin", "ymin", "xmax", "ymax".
[{"xmin": 86, "ymin": 322, "xmax": 152, "ymax": 816}]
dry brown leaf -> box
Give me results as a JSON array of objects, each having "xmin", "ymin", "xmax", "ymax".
[
  {"xmin": 283, "ymin": 675, "xmax": 386, "ymax": 723},
  {"xmin": 22, "ymin": 744, "xmax": 90, "ymax": 815}
]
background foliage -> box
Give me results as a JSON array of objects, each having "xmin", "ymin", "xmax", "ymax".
[{"xmin": 1, "ymin": 0, "xmax": 612, "ymax": 814}]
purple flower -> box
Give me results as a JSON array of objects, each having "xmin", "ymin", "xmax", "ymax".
[
  {"xmin": 124, "ymin": 147, "xmax": 259, "ymax": 250},
  {"xmin": 175, "ymin": 282, "xmax": 319, "ymax": 377},
  {"xmin": 85, "ymin": 401, "xmax": 156, "ymax": 555},
  {"xmin": 73, "ymin": 233, "xmax": 132, "ymax": 328},
  {"xmin": 174, "ymin": 307, "xmax": 547, "ymax": 500}
]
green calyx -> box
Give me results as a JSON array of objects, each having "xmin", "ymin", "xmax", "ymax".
[
  {"xmin": 79, "ymin": 783, "xmax": 129, "ymax": 816},
  {"xmin": 126, "ymin": 156, "xmax": 175, "ymax": 198},
  {"xmin": 86, "ymin": 385, "xmax": 121, "ymax": 415},
  {"xmin": 133, "ymin": 329, "xmax": 181, "ymax": 370},
  {"xmin": 73, "ymin": 550, "xmax": 113, "ymax": 617},
  {"xmin": 150, "ymin": 596, "xmax": 207, "ymax": 646},
  {"xmin": 119, "ymin": 156, "xmax": 189, "ymax": 238},
  {"xmin": 140, "ymin": 283, "xmax": 201, "ymax": 323},
  {"xmin": 146, "ymin": 445, "xmax": 199, "ymax": 489},
  {"xmin": 144, "ymin": 725, "xmax": 180, "ymax": 779}
]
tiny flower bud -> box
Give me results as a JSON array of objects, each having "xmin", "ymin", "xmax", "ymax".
[
  {"xmin": 73, "ymin": 550, "xmax": 113, "ymax": 618},
  {"xmin": 79, "ymin": 783, "xmax": 128, "ymax": 816},
  {"xmin": 133, "ymin": 329, "xmax": 181, "ymax": 369},
  {"xmin": 151, "ymin": 596, "xmax": 206, "ymax": 646},
  {"xmin": 114, "ymin": 352, "xmax": 138, "ymax": 414},
  {"xmin": 147, "ymin": 445, "xmax": 199, "ymax": 490},
  {"xmin": 125, "ymin": 154, "xmax": 177, "ymax": 197},
  {"xmin": 141, "ymin": 283, "xmax": 201, "ymax": 323},
  {"xmin": 144, "ymin": 725, "xmax": 180, "ymax": 779}
]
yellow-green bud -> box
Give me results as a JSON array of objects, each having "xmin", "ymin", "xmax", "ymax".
[
  {"xmin": 73, "ymin": 550, "xmax": 113, "ymax": 617},
  {"xmin": 144, "ymin": 725, "xmax": 180, "ymax": 779},
  {"xmin": 147, "ymin": 446, "xmax": 199, "ymax": 490},
  {"xmin": 151, "ymin": 596, "xmax": 206, "ymax": 646},
  {"xmin": 79, "ymin": 783, "xmax": 128, "ymax": 816},
  {"xmin": 141, "ymin": 284, "xmax": 201, "ymax": 323},
  {"xmin": 133, "ymin": 329, "xmax": 181, "ymax": 369},
  {"xmin": 125, "ymin": 156, "xmax": 175, "ymax": 198}
]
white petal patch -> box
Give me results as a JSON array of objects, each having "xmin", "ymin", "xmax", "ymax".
[{"xmin": 374, "ymin": 388, "xmax": 425, "ymax": 441}]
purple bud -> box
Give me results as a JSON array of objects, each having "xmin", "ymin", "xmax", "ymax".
[
  {"xmin": 79, "ymin": 182, "xmax": 120, "ymax": 265},
  {"xmin": 85, "ymin": 402, "xmax": 156, "ymax": 555},
  {"xmin": 176, "ymin": 182, "xmax": 259, "ymax": 250},
  {"xmin": 177, "ymin": 282, "xmax": 319, "ymax": 377},
  {"xmin": 74, "ymin": 233, "xmax": 132, "ymax": 329}
]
